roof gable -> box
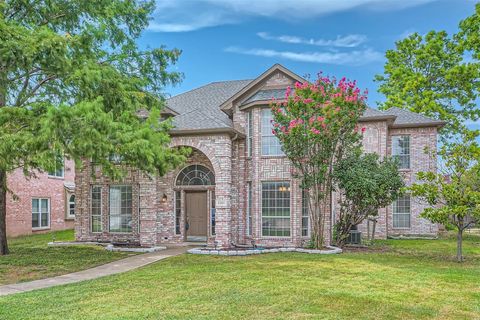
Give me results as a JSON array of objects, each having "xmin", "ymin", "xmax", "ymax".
[{"xmin": 220, "ymin": 64, "xmax": 307, "ymax": 114}]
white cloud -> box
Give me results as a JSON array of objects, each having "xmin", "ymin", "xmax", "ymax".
[
  {"xmin": 149, "ymin": 0, "xmax": 436, "ymax": 32},
  {"xmin": 224, "ymin": 46, "xmax": 383, "ymax": 65},
  {"xmin": 257, "ymin": 32, "xmax": 367, "ymax": 47}
]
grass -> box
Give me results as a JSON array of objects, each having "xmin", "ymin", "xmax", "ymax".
[
  {"xmin": 1, "ymin": 234, "xmax": 480, "ymax": 319},
  {"xmin": 0, "ymin": 230, "xmax": 134, "ymax": 285}
]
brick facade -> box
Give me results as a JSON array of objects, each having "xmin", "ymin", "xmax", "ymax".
[
  {"xmin": 74, "ymin": 68, "xmax": 440, "ymax": 248},
  {"xmin": 6, "ymin": 159, "xmax": 75, "ymax": 237}
]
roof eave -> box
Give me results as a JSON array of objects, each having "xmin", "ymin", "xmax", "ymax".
[
  {"xmin": 390, "ymin": 121, "xmax": 447, "ymax": 129},
  {"xmin": 359, "ymin": 115, "xmax": 397, "ymax": 122},
  {"xmin": 170, "ymin": 127, "xmax": 245, "ymax": 138}
]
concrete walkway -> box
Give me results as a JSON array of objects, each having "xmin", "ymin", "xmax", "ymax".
[{"xmin": 0, "ymin": 246, "xmax": 190, "ymax": 297}]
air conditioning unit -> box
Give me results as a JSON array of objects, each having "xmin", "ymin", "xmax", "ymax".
[{"xmin": 347, "ymin": 230, "xmax": 362, "ymax": 245}]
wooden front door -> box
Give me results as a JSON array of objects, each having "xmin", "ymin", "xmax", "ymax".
[{"xmin": 185, "ymin": 191, "xmax": 208, "ymax": 239}]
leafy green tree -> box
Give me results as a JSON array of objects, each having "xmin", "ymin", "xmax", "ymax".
[
  {"xmin": 0, "ymin": 1, "xmax": 187, "ymax": 255},
  {"xmin": 375, "ymin": 4, "xmax": 480, "ymax": 139},
  {"xmin": 271, "ymin": 75, "xmax": 367, "ymax": 249},
  {"xmin": 408, "ymin": 131, "xmax": 480, "ymax": 262},
  {"xmin": 333, "ymin": 152, "xmax": 404, "ymax": 247}
]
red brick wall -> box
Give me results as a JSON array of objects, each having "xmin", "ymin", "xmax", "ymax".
[
  {"xmin": 73, "ymin": 70, "xmax": 441, "ymax": 247},
  {"xmin": 6, "ymin": 159, "xmax": 75, "ymax": 237}
]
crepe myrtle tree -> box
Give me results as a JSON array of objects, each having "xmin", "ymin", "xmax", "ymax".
[
  {"xmin": 408, "ymin": 131, "xmax": 480, "ymax": 262},
  {"xmin": 271, "ymin": 74, "xmax": 367, "ymax": 249},
  {"xmin": 333, "ymin": 151, "xmax": 405, "ymax": 247},
  {"xmin": 0, "ymin": 1, "xmax": 188, "ymax": 255}
]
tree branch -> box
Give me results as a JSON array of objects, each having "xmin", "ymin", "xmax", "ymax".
[{"xmin": 15, "ymin": 75, "xmax": 57, "ymax": 107}]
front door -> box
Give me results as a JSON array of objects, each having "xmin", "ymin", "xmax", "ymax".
[{"xmin": 185, "ymin": 191, "xmax": 208, "ymax": 241}]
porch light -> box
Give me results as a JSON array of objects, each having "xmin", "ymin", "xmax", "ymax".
[{"xmin": 161, "ymin": 194, "xmax": 167, "ymax": 203}]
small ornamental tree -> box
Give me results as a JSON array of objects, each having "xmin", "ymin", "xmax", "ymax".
[
  {"xmin": 271, "ymin": 74, "xmax": 367, "ymax": 249},
  {"xmin": 333, "ymin": 152, "xmax": 405, "ymax": 247},
  {"xmin": 408, "ymin": 131, "xmax": 480, "ymax": 262}
]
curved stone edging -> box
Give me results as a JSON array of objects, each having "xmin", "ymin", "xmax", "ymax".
[{"xmin": 187, "ymin": 246, "xmax": 342, "ymax": 256}]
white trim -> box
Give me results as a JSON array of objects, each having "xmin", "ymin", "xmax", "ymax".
[
  {"xmin": 32, "ymin": 198, "xmax": 50, "ymax": 229},
  {"xmin": 108, "ymin": 185, "xmax": 133, "ymax": 233},
  {"xmin": 260, "ymin": 181, "xmax": 292, "ymax": 238},
  {"xmin": 90, "ymin": 185, "xmax": 103, "ymax": 233}
]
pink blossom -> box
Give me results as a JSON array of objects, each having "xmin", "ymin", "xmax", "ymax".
[
  {"xmin": 311, "ymin": 128, "xmax": 320, "ymax": 134},
  {"xmin": 303, "ymin": 98, "xmax": 313, "ymax": 104},
  {"xmin": 361, "ymin": 127, "xmax": 366, "ymax": 133},
  {"xmin": 285, "ymin": 86, "xmax": 292, "ymax": 99}
]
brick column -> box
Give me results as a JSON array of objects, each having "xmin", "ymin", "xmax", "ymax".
[
  {"xmin": 209, "ymin": 140, "xmax": 232, "ymax": 248},
  {"xmin": 138, "ymin": 174, "xmax": 157, "ymax": 247}
]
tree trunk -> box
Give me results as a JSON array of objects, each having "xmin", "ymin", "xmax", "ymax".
[
  {"xmin": 0, "ymin": 170, "xmax": 9, "ymax": 255},
  {"xmin": 0, "ymin": 68, "xmax": 9, "ymax": 255},
  {"xmin": 456, "ymin": 228, "xmax": 463, "ymax": 263}
]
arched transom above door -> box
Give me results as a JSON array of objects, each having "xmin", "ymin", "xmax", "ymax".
[{"xmin": 176, "ymin": 164, "xmax": 215, "ymax": 186}]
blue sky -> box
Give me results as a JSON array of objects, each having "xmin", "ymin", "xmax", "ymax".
[{"xmin": 139, "ymin": 0, "xmax": 477, "ymax": 122}]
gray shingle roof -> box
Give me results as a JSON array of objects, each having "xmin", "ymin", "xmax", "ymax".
[
  {"xmin": 167, "ymin": 80, "xmax": 252, "ymax": 131},
  {"xmin": 382, "ymin": 107, "xmax": 444, "ymax": 126},
  {"xmin": 167, "ymin": 80, "xmax": 442, "ymax": 132}
]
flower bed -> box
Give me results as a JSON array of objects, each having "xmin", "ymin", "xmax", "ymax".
[{"xmin": 188, "ymin": 246, "xmax": 342, "ymax": 256}]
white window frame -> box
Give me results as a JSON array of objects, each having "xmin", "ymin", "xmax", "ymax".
[
  {"xmin": 174, "ymin": 190, "xmax": 181, "ymax": 235},
  {"xmin": 392, "ymin": 135, "xmax": 410, "ymax": 169},
  {"xmin": 108, "ymin": 185, "xmax": 133, "ymax": 233},
  {"xmin": 66, "ymin": 193, "xmax": 75, "ymax": 219},
  {"xmin": 48, "ymin": 157, "xmax": 64, "ymax": 178},
  {"xmin": 261, "ymin": 181, "xmax": 291, "ymax": 237},
  {"xmin": 247, "ymin": 182, "xmax": 252, "ymax": 236},
  {"xmin": 91, "ymin": 186, "xmax": 102, "ymax": 233},
  {"xmin": 32, "ymin": 198, "xmax": 50, "ymax": 229},
  {"xmin": 247, "ymin": 111, "xmax": 253, "ymax": 157},
  {"xmin": 392, "ymin": 195, "xmax": 411, "ymax": 229},
  {"xmin": 302, "ymin": 189, "xmax": 310, "ymax": 237},
  {"xmin": 261, "ymin": 109, "xmax": 284, "ymax": 156},
  {"xmin": 210, "ymin": 190, "xmax": 216, "ymax": 236}
]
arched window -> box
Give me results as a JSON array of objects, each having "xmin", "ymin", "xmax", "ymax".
[
  {"xmin": 67, "ymin": 194, "xmax": 75, "ymax": 219},
  {"xmin": 176, "ymin": 165, "xmax": 215, "ymax": 186}
]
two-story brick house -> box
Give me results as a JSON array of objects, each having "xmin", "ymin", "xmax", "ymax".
[
  {"xmin": 74, "ymin": 64, "xmax": 444, "ymax": 248},
  {"xmin": 6, "ymin": 159, "xmax": 75, "ymax": 237}
]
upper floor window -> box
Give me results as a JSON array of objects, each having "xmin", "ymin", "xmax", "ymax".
[
  {"xmin": 393, "ymin": 195, "xmax": 411, "ymax": 229},
  {"xmin": 247, "ymin": 111, "xmax": 253, "ymax": 157},
  {"xmin": 392, "ymin": 135, "xmax": 410, "ymax": 169},
  {"xmin": 48, "ymin": 156, "xmax": 64, "ymax": 178},
  {"xmin": 261, "ymin": 109, "xmax": 284, "ymax": 156}
]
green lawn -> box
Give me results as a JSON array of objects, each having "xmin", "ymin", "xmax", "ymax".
[
  {"xmin": 0, "ymin": 230, "xmax": 133, "ymax": 285},
  {"xmin": 1, "ymin": 234, "xmax": 479, "ymax": 319}
]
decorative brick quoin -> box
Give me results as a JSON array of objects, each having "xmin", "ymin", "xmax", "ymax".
[{"xmin": 75, "ymin": 64, "xmax": 444, "ymax": 248}]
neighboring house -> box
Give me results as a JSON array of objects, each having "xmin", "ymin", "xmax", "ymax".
[
  {"xmin": 74, "ymin": 64, "xmax": 444, "ymax": 248},
  {"xmin": 6, "ymin": 159, "xmax": 75, "ymax": 237}
]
